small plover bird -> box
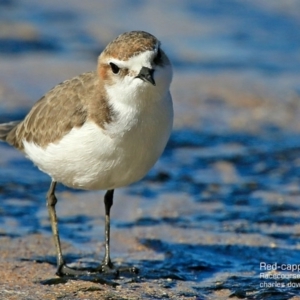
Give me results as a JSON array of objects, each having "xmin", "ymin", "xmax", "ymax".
[{"xmin": 0, "ymin": 31, "xmax": 173, "ymax": 276}]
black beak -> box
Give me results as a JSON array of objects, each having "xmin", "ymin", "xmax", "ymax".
[{"xmin": 136, "ymin": 67, "xmax": 155, "ymax": 86}]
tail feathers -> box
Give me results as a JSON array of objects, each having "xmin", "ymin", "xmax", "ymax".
[{"xmin": 0, "ymin": 121, "xmax": 20, "ymax": 142}]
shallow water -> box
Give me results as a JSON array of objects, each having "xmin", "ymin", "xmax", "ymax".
[{"xmin": 1, "ymin": 1, "xmax": 300, "ymax": 299}]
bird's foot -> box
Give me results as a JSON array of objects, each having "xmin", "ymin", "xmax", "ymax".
[
  {"xmin": 99, "ymin": 261, "xmax": 139, "ymax": 278},
  {"xmin": 56, "ymin": 263, "xmax": 92, "ymax": 277},
  {"xmin": 55, "ymin": 261, "xmax": 139, "ymax": 279}
]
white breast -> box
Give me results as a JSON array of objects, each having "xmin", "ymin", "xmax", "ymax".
[{"xmin": 23, "ymin": 92, "xmax": 173, "ymax": 191}]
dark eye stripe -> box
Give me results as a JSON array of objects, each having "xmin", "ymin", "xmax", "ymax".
[{"xmin": 153, "ymin": 48, "xmax": 163, "ymax": 66}]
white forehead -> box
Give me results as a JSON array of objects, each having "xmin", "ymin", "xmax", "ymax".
[{"xmin": 109, "ymin": 48, "xmax": 157, "ymax": 71}]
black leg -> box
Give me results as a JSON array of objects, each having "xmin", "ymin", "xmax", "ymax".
[
  {"xmin": 47, "ymin": 181, "xmax": 90, "ymax": 277},
  {"xmin": 47, "ymin": 184, "xmax": 136, "ymax": 277},
  {"xmin": 102, "ymin": 189, "xmax": 114, "ymax": 270},
  {"xmin": 100, "ymin": 189, "xmax": 138, "ymax": 275},
  {"xmin": 46, "ymin": 181, "xmax": 65, "ymax": 272}
]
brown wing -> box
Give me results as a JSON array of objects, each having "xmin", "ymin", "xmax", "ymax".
[
  {"xmin": 0, "ymin": 121, "xmax": 21, "ymax": 142},
  {"xmin": 6, "ymin": 72, "xmax": 98, "ymax": 150}
]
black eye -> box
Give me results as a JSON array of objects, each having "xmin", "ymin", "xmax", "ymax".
[{"xmin": 110, "ymin": 62, "xmax": 120, "ymax": 74}]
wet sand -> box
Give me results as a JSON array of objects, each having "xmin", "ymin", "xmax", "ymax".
[{"xmin": 1, "ymin": 1, "xmax": 300, "ymax": 299}]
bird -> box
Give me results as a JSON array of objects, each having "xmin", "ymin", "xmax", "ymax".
[{"xmin": 0, "ymin": 31, "xmax": 173, "ymax": 277}]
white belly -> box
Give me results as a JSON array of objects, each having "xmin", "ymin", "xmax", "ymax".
[{"xmin": 22, "ymin": 97, "xmax": 173, "ymax": 190}]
